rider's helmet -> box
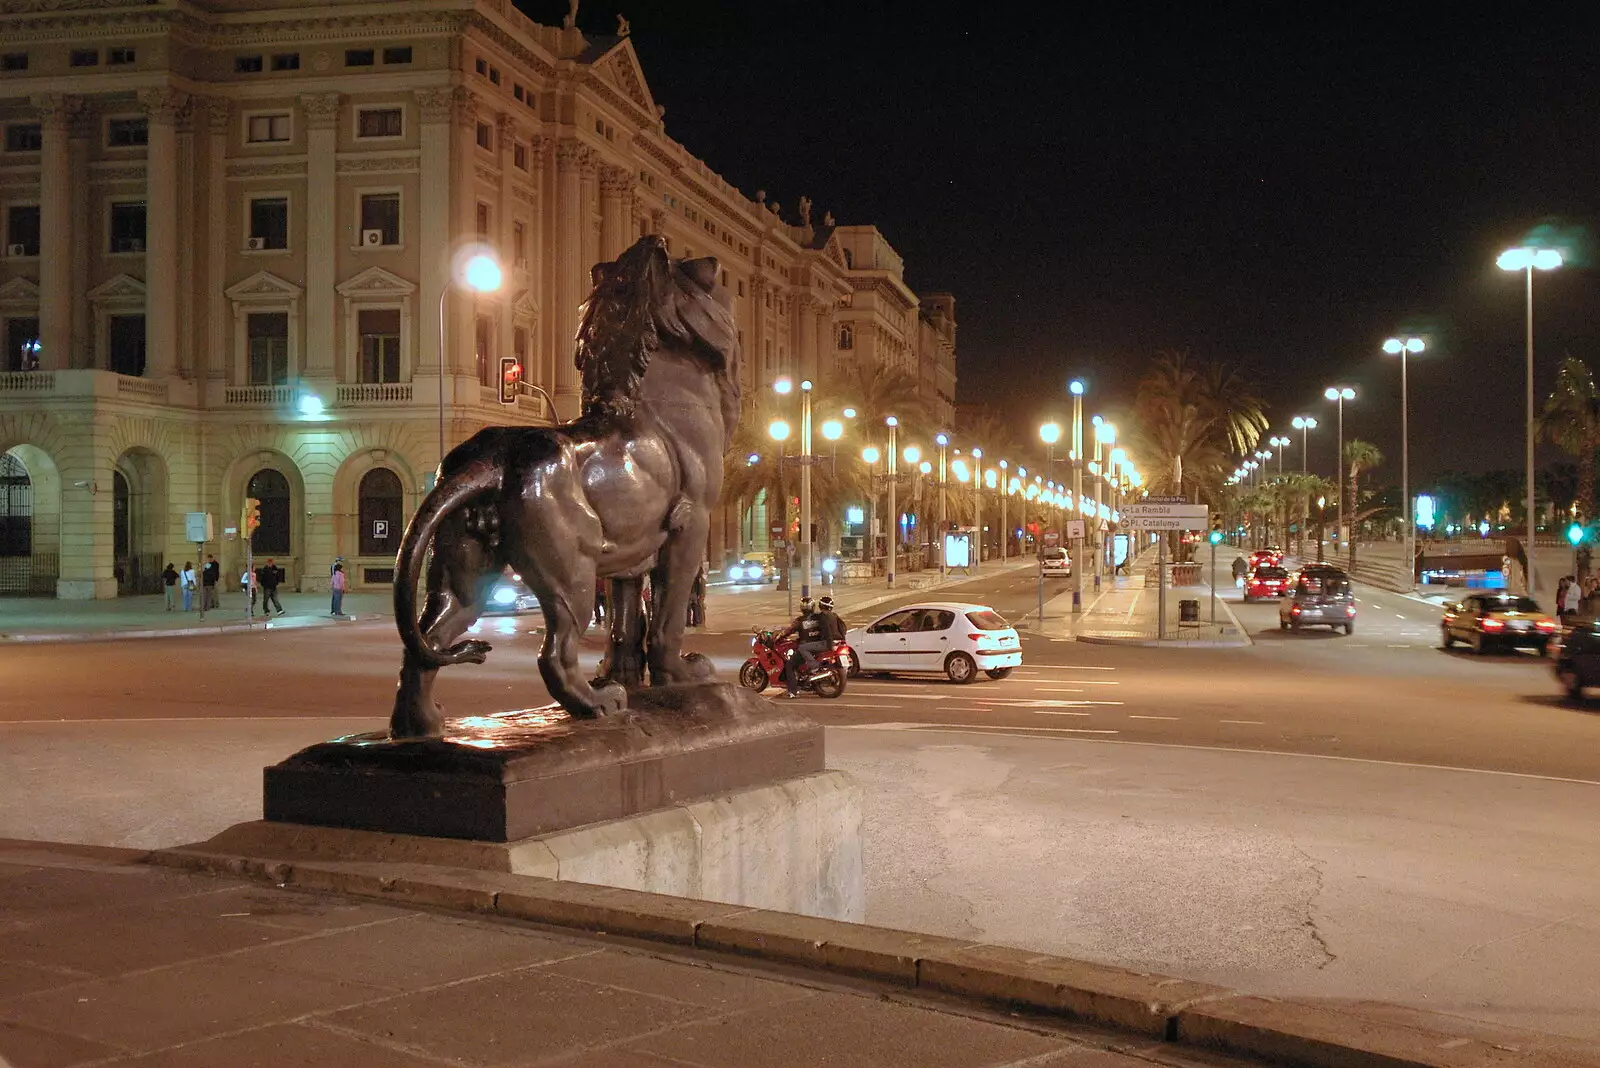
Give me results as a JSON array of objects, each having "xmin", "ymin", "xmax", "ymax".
[
  {"xmin": 819, "ymin": 596, "xmax": 835, "ymax": 611},
  {"xmin": 799, "ymin": 597, "xmax": 815, "ymax": 612}
]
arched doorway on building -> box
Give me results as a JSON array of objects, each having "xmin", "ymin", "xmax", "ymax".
[
  {"xmin": 0, "ymin": 445, "xmax": 60, "ymax": 596},
  {"xmin": 247, "ymin": 467, "xmax": 292, "ymax": 558},
  {"xmin": 113, "ymin": 447, "xmax": 168, "ymax": 595},
  {"xmin": 357, "ymin": 468, "xmax": 403, "ymax": 583}
]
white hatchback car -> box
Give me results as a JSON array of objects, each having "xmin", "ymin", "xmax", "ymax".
[
  {"xmin": 844, "ymin": 602, "xmax": 1022, "ymax": 683},
  {"xmin": 1040, "ymin": 547, "xmax": 1072, "ymax": 577}
]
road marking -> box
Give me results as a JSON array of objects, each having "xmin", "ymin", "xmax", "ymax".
[
  {"xmin": 1038, "ymin": 680, "xmax": 1120, "ymax": 686},
  {"xmin": 989, "ymin": 698, "xmax": 1124, "ymax": 707},
  {"xmin": 1016, "ymin": 663, "xmax": 1117, "ymax": 671},
  {"xmin": 1034, "ymin": 687, "xmax": 1082, "ymax": 693},
  {"xmin": 1127, "ymin": 714, "xmax": 1179, "ymax": 721},
  {"xmin": 1219, "ymin": 719, "xmax": 1265, "ymax": 725},
  {"xmin": 1028, "ymin": 710, "xmax": 1092, "ymax": 716},
  {"xmin": 1386, "ymin": 643, "xmax": 1410, "ymax": 649}
]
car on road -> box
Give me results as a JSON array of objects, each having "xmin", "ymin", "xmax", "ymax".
[
  {"xmin": 1552, "ymin": 621, "xmax": 1600, "ymax": 699},
  {"xmin": 844, "ymin": 601, "xmax": 1021, "ymax": 683},
  {"xmin": 1249, "ymin": 548, "xmax": 1283, "ymax": 570},
  {"xmin": 1440, "ymin": 593, "xmax": 1558, "ymax": 655},
  {"xmin": 485, "ymin": 571, "xmax": 539, "ymax": 614},
  {"xmin": 1279, "ymin": 569, "xmax": 1355, "ymax": 634},
  {"xmin": 726, "ymin": 553, "xmax": 777, "ymax": 583},
  {"xmin": 1243, "ymin": 565, "xmax": 1291, "ymax": 602},
  {"xmin": 1040, "ymin": 547, "xmax": 1072, "ymax": 577}
]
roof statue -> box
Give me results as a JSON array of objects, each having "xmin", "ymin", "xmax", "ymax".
[
  {"xmin": 563, "ymin": 0, "xmax": 579, "ymax": 30},
  {"xmin": 617, "ymin": 13, "xmax": 630, "ymax": 36},
  {"xmin": 797, "ymin": 196, "xmax": 812, "ymax": 228}
]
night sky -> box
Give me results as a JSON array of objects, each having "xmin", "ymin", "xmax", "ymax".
[{"xmin": 518, "ymin": 1, "xmax": 1600, "ymax": 484}]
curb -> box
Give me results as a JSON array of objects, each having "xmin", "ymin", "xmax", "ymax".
[
  {"xmin": 142, "ymin": 846, "xmax": 1599, "ymax": 1068},
  {"xmin": 0, "ymin": 613, "xmax": 381, "ymax": 644}
]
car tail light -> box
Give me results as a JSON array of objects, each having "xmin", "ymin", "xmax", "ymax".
[
  {"xmin": 1481, "ymin": 618, "xmax": 1505, "ymax": 631},
  {"xmin": 1346, "ymin": 606, "xmax": 1356, "ymax": 616},
  {"xmin": 1537, "ymin": 619, "xmax": 1558, "ymax": 632},
  {"xmin": 1291, "ymin": 604, "xmax": 1301, "ymax": 615},
  {"xmin": 968, "ymin": 633, "xmax": 981, "ymax": 641}
]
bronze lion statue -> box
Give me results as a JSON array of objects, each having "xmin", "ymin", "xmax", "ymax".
[{"xmin": 389, "ymin": 235, "xmax": 740, "ymax": 738}]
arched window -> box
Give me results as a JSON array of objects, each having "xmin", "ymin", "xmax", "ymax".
[
  {"xmin": 248, "ymin": 468, "xmax": 291, "ymax": 555},
  {"xmin": 358, "ymin": 468, "xmax": 403, "ymax": 558},
  {"xmin": 837, "ymin": 324, "xmax": 854, "ymax": 350}
]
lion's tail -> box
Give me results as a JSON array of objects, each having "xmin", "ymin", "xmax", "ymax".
[{"xmin": 393, "ymin": 459, "xmax": 502, "ymax": 668}]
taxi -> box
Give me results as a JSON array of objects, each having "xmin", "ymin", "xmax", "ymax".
[{"xmin": 1440, "ymin": 592, "xmax": 1557, "ymax": 655}]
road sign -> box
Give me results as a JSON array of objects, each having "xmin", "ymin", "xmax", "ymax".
[
  {"xmin": 1141, "ymin": 495, "xmax": 1189, "ymax": 504},
  {"xmin": 1065, "ymin": 519, "xmax": 1085, "ymax": 539},
  {"xmin": 184, "ymin": 511, "xmax": 213, "ymax": 543},
  {"xmin": 1131, "ymin": 515, "xmax": 1207, "ymax": 531},
  {"xmin": 1120, "ymin": 502, "xmax": 1209, "ymax": 521}
]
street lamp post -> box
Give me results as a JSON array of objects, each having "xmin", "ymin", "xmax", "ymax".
[
  {"xmin": 1323, "ymin": 386, "xmax": 1356, "ymax": 552},
  {"xmin": 1269, "ymin": 435, "xmax": 1290, "ymax": 476},
  {"xmin": 1095, "ymin": 420, "xmax": 1116, "ymax": 576},
  {"xmin": 1499, "ymin": 246, "xmax": 1563, "ymax": 595},
  {"xmin": 1040, "ymin": 421, "xmax": 1063, "ymax": 607},
  {"xmin": 437, "ymin": 248, "xmax": 504, "ymax": 479},
  {"xmin": 861, "ymin": 445, "xmax": 880, "ymax": 569},
  {"xmin": 886, "ymin": 417, "xmax": 899, "ymax": 589},
  {"xmin": 935, "ymin": 432, "xmax": 949, "ymax": 575},
  {"xmin": 999, "ymin": 460, "xmax": 1010, "ymax": 561},
  {"xmin": 1384, "ymin": 336, "xmax": 1426, "ymax": 589},
  {"xmin": 1290, "ymin": 416, "xmax": 1317, "ymax": 474},
  {"xmin": 768, "ymin": 416, "xmax": 792, "ymax": 612},
  {"xmin": 1069, "ymin": 379, "xmax": 1086, "ymax": 612},
  {"xmin": 800, "ymin": 380, "xmax": 814, "ymax": 600},
  {"xmin": 971, "ymin": 447, "xmax": 983, "ymax": 567}
]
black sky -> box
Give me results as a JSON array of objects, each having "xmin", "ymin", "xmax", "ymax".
[{"xmin": 517, "ymin": 1, "xmax": 1600, "ymax": 484}]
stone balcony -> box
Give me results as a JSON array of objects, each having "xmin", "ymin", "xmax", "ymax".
[{"xmin": 0, "ymin": 368, "xmax": 173, "ymax": 405}]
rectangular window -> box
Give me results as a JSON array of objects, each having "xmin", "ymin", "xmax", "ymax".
[
  {"xmin": 247, "ymin": 312, "xmax": 289, "ymax": 385},
  {"xmin": 248, "ymin": 197, "xmax": 288, "ymax": 250},
  {"xmin": 513, "ymin": 326, "xmax": 527, "ymax": 366},
  {"xmin": 69, "ymin": 49, "xmax": 98, "ymax": 67},
  {"xmin": 475, "ymin": 202, "xmax": 490, "ymax": 239},
  {"xmin": 4, "ymin": 317, "xmax": 39, "ymax": 372},
  {"xmin": 489, "ymin": 67, "xmax": 500, "ymax": 85},
  {"xmin": 109, "ymin": 202, "xmax": 146, "ymax": 253},
  {"xmin": 246, "ymin": 114, "xmax": 290, "ymax": 143},
  {"xmin": 7, "ymin": 205, "xmax": 39, "ymax": 256},
  {"xmin": 382, "ymin": 46, "xmax": 412, "ymax": 65},
  {"xmin": 475, "ymin": 315, "xmax": 492, "ymax": 384},
  {"xmin": 106, "ymin": 118, "xmax": 148, "ymax": 148},
  {"xmin": 234, "ymin": 54, "xmax": 263, "ymax": 73},
  {"xmin": 108, "ymin": 314, "xmax": 146, "ymax": 377},
  {"xmin": 358, "ymin": 308, "xmax": 402, "ymax": 384},
  {"xmin": 356, "ymin": 108, "xmax": 402, "ymax": 138},
  {"xmin": 359, "ymin": 192, "xmax": 400, "ymax": 245},
  {"xmin": 1, "ymin": 54, "xmax": 27, "ymax": 72},
  {"xmin": 475, "ymin": 57, "xmax": 487, "ymax": 76},
  {"xmin": 345, "ymin": 49, "xmax": 375, "ymax": 67},
  {"xmin": 107, "ymin": 47, "xmax": 135, "ymax": 65},
  {"xmin": 512, "ymin": 221, "xmax": 525, "ymax": 263},
  {"xmin": 513, "ymin": 84, "xmax": 525, "ymax": 102},
  {"xmin": 513, "ymin": 142, "xmax": 527, "ymax": 170},
  {"xmin": 271, "ymin": 52, "xmax": 300, "ymax": 71},
  {"xmin": 5, "ymin": 124, "xmax": 39, "ymax": 153},
  {"xmin": 475, "ymin": 123, "xmax": 492, "ymax": 150}
]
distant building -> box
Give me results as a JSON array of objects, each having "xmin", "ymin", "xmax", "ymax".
[{"xmin": 0, "ymin": 0, "xmax": 954, "ymax": 597}]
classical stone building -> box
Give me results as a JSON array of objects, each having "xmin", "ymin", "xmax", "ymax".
[{"xmin": 0, "ymin": 0, "xmax": 955, "ymax": 598}]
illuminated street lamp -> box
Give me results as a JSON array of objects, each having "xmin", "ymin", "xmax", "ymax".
[
  {"xmin": 935, "ymin": 432, "xmax": 950, "ymax": 574},
  {"xmin": 1384, "ymin": 336, "xmax": 1426, "ymax": 589},
  {"xmin": 886, "ymin": 417, "xmax": 899, "ymax": 588},
  {"xmin": 1324, "ymin": 386, "xmax": 1356, "ymax": 547},
  {"xmin": 1269, "ymin": 435, "xmax": 1290, "ymax": 475},
  {"xmin": 1069, "ymin": 380, "xmax": 1087, "ymax": 612},
  {"xmin": 1094, "ymin": 420, "xmax": 1115, "ymax": 578},
  {"xmin": 438, "ymin": 246, "xmax": 503, "ymax": 477},
  {"xmin": 1290, "ymin": 415, "xmax": 1317, "ymax": 474},
  {"xmin": 971, "ymin": 446, "xmax": 983, "ymax": 566},
  {"xmin": 1499, "ymin": 246, "xmax": 1563, "ymax": 594}
]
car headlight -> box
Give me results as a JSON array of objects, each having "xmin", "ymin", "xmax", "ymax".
[
  {"xmin": 491, "ymin": 585, "xmax": 517, "ymax": 606},
  {"xmin": 728, "ymin": 566, "xmax": 744, "ymax": 580}
]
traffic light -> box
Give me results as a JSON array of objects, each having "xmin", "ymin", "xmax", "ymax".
[
  {"xmin": 242, "ymin": 497, "xmax": 261, "ymax": 535},
  {"xmin": 1568, "ymin": 522, "xmax": 1585, "ymax": 547},
  {"xmin": 1209, "ymin": 526, "xmax": 1224, "ymax": 545},
  {"xmin": 498, "ymin": 357, "xmax": 521, "ymax": 404}
]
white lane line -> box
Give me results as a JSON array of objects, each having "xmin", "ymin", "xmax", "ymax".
[
  {"xmin": 1038, "ymin": 681, "xmax": 1120, "ymax": 687},
  {"xmin": 1386, "ymin": 643, "xmax": 1410, "ymax": 649},
  {"xmin": 1034, "ymin": 687, "xmax": 1082, "ymax": 693},
  {"xmin": 1026, "ymin": 710, "xmax": 1091, "ymax": 716},
  {"xmin": 989, "ymin": 698, "xmax": 1125, "ymax": 707},
  {"xmin": 1219, "ymin": 719, "xmax": 1265, "ymax": 725},
  {"xmin": 1395, "ymin": 613, "xmax": 1407, "ymax": 619},
  {"xmin": 1015, "ymin": 665, "xmax": 1117, "ymax": 671},
  {"xmin": 1127, "ymin": 715, "xmax": 1179, "ymax": 721},
  {"xmin": 850, "ymin": 691, "xmax": 952, "ymax": 700}
]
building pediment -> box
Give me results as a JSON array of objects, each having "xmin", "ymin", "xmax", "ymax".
[
  {"xmin": 336, "ymin": 266, "xmax": 416, "ymax": 299},
  {"xmin": 0, "ymin": 276, "xmax": 40, "ymax": 304},
  {"xmin": 225, "ymin": 271, "xmax": 302, "ymax": 302},
  {"xmin": 512, "ymin": 288, "xmax": 538, "ymax": 320},
  {"xmin": 87, "ymin": 273, "xmax": 146, "ymax": 302},
  {"xmin": 586, "ymin": 38, "xmax": 657, "ymax": 119}
]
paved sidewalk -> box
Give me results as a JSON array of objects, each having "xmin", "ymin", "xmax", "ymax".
[
  {"xmin": 1028, "ymin": 550, "xmax": 1249, "ymax": 647},
  {"xmin": 0, "ymin": 838, "xmax": 1257, "ymax": 1068}
]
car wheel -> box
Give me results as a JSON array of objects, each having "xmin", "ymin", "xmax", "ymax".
[
  {"xmin": 844, "ymin": 646, "xmax": 861, "ymax": 679},
  {"xmin": 1343, "ymin": 623, "xmax": 1354, "ymax": 635},
  {"xmin": 1441, "ymin": 627, "xmax": 1454, "ymax": 649},
  {"xmin": 1472, "ymin": 632, "xmax": 1486, "ymax": 655},
  {"xmin": 1559, "ymin": 668, "xmax": 1584, "ymax": 701},
  {"xmin": 985, "ymin": 667, "xmax": 1014, "ymax": 680},
  {"xmin": 945, "ymin": 652, "xmax": 977, "ymax": 684}
]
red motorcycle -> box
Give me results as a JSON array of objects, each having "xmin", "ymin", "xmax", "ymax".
[{"xmin": 739, "ymin": 628, "xmax": 848, "ymax": 698}]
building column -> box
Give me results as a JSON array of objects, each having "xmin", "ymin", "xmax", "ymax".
[
  {"xmin": 203, "ymin": 99, "xmax": 230, "ymax": 389},
  {"xmin": 599, "ymin": 164, "xmax": 629, "ymax": 261},
  {"xmin": 299, "ymin": 92, "xmax": 341, "ymax": 381},
  {"xmin": 553, "ymin": 139, "xmax": 587, "ymax": 413},
  {"xmin": 797, "ymin": 294, "xmax": 819, "ymax": 384},
  {"xmin": 414, "ymin": 87, "xmax": 454, "ymax": 399},
  {"xmin": 139, "ymin": 88, "xmax": 187, "ymax": 380},
  {"xmin": 31, "ymin": 94, "xmax": 79, "ymax": 373},
  {"xmin": 452, "ymin": 89, "xmax": 479, "ymax": 380},
  {"xmin": 53, "ymin": 415, "xmax": 117, "ymax": 599},
  {"xmin": 528, "ymin": 135, "xmax": 552, "ymax": 393},
  {"xmin": 67, "ymin": 100, "xmax": 93, "ymax": 369},
  {"xmin": 496, "ymin": 113, "xmax": 517, "ymax": 388}
]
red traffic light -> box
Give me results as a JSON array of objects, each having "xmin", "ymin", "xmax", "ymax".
[{"xmin": 498, "ymin": 357, "xmax": 521, "ymax": 404}]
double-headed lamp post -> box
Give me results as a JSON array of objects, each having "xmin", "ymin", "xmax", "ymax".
[
  {"xmin": 1069, "ymin": 378, "xmax": 1087, "ymax": 610},
  {"xmin": 861, "ymin": 444, "xmax": 881, "ymax": 570},
  {"xmin": 1323, "ymin": 386, "xmax": 1356, "ymax": 547},
  {"xmin": 1383, "ymin": 336, "xmax": 1426, "ymax": 589},
  {"xmin": 970, "ymin": 447, "xmax": 984, "ymax": 566},
  {"xmin": 998, "ymin": 460, "xmax": 1010, "ymax": 560},
  {"xmin": 774, "ymin": 377, "xmax": 817, "ymax": 599},
  {"xmin": 1269, "ymin": 435, "xmax": 1290, "ymax": 476},
  {"xmin": 437, "ymin": 248, "xmax": 504, "ymax": 480},
  {"xmin": 767, "ymin": 416, "xmax": 792, "ymax": 607},
  {"xmin": 1499, "ymin": 246, "xmax": 1563, "ymax": 595},
  {"xmin": 1290, "ymin": 415, "xmax": 1317, "ymax": 474},
  {"xmin": 885, "ymin": 416, "xmax": 899, "ymax": 588},
  {"xmin": 934, "ymin": 432, "xmax": 950, "ymax": 574}
]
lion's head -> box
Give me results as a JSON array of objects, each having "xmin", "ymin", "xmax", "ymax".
[{"xmin": 574, "ymin": 235, "xmax": 740, "ymax": 433}]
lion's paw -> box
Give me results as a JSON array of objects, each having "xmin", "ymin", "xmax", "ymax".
[{"xmin": 448, "ymin": 639, "xmax": 492, "ymax": 664}]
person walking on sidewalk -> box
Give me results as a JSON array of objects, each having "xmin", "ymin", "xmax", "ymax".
[
  {"xmin": 240, "ymin": 565, "xmax": 255, "ymax": 608},
  {"xmin": 202, "ymin": 555, "xmax": 220, "ymax": 610},
  {"xmin": 162, "ymin": 562, "xmax": 178, "ymax": 611},
  {"xmin": 258, "ymin": 559, "xmax": 285, "ymax": 615},
  {"xmin": 180, "ymin": 561, "xmax": 196, "ymax": 612},
  {"xmin": 330, "ymin": 562, "xmax": 347, "ymax": 617}
]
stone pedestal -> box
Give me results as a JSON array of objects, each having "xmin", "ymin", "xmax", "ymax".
[{"xmin": 241, "ymin": 683, "xmax": 862, "ymax": 920}]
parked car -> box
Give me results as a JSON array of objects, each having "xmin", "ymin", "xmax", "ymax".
[
  {"xmin": 1243, "ymin": 565, "xmax": 1290, "ymax": 602},
  {"xmin": 844, "ymin": 602, "xmax": 1021, "ymax": 683},
  {"xmin": 1552, "ymin": 621, "xmax": 1600, "ymax": 699},
  {"xmin": 1278, "ymin": 569, "xmax": 1354, "ymax": 634},
  {"xmin": 1440, "ymin": 593, "xmax": 1558, "ymax": 654},
  {"xmin": 1040, "ymin": 547, "xmax": 1072, "ymax": 577}
]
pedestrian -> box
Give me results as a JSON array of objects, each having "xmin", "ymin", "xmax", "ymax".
[
  {"xmin": 330, "ymin": 562, "xmax": 347, "ymax": 617},
  {"xmin": 179, "ymin": 560, "xmax": 196, "ymax": 612},
  {"xmin": 240, "ymin": 565, "xmax": 256, "ymax": 609},
  {"xmin": 687, "ymin": 561, "xmax": 707, "ymax": 627},
  {"xmin": 161, "ymin": 562, "xmax": 178, "ymax": 611},
  {"xmin": 591, "ymin": 576, "xmax": 607, "ymax": 629},
  {"xmin": 258, "ymin": 558, "xmax": 285, "ymax": 615},
  {"xmin": 202, "ymin": 554, "xmax": 220, "ymax": 610},
  {"xmin": 1562, "ymin": 575, "xmax": 1582, "ymax": 618}
]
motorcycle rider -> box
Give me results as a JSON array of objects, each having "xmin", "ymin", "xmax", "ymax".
[
  {"xmin": 779, "ymin": 597, "xmax": 830, "ymax": 698},
  {"xmin": 816, "ymin": 595, "xmax": 847, "ymax": 645}
]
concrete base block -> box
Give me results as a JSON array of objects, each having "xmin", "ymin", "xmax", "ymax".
[
  {"xmin": 56, "ymin": 577, "xmax": 117, "ymax": 600},
  {"xmin": 202, "ymin": 768, "xmax": 864, "ymax": 921}
]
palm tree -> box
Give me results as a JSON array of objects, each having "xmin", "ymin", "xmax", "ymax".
[
  {"xmin": 1537, "ymin": 356, "xmax": 1600, "ymax": 528},
  {"xmin": 1342, "ymin": 439, "xmax": 1384, "ymax": 570},
  {"xmin": 1275, "ymin": 473, "xmax": 1331, "ymax": 558},
  {"xmin": 1132, "ymin": 350, "xmax": 1269, "ymax": 505}
]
